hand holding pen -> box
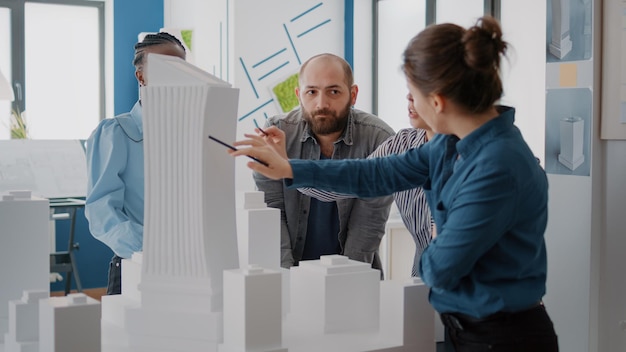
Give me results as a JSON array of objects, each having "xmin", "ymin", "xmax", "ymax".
[
  {"xmin": 208, "ymin": 135, "xmax": 269, "ymax": 166},
  {"xmin": 246, "ymin": 124, "xmax": 289, "ymax": 159},
  {"xmin": 253, "ymin": 119, "xmax": 269, "ymax": 136},
  {"xmin": 229, "ymin": 132, "xmax": 293, "ymax": 180}
]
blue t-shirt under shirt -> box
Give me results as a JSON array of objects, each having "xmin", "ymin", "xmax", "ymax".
[{"xmin": 301, "ymin": 154, "xmax": 341, "ymax": 261}]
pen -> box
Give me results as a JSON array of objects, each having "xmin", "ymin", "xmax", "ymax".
[
  {"xmin": 208, "ymin": 135, "xmax": 269, "ymax": 167},
  {"xmin": 253, "ymin": 119, "xmax": 268, "ymax": 136}
]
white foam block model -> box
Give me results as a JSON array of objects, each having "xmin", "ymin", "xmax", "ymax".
[
  {"xmin": 235, "ymin": 191, "xmax": 290, "ymax": 316},
  {"xmin": 282, "ymin": 256, "xmax": 435, "ymax": 351},
  {"xmin": 289, "ymin": 255, "xmax": 380, "ymax": 335},
  {"xmin": 378, "ymin": 278, "xmax": 435, "ymax": 352},
  {"xmin": 100, "ymin": 53, "xmax": 240, "ymax": 352},
  {"xmin": 100, "ymin": 253, "xmax": 142, "ymax": 352},
  {"xmin": 236, "ymin": 191, "xmax": 280, "ymax": 269},
  {"xmin": 219, "ymin": 265, "xmax": 286, "ymax": 352},
  {"xmin": 558, "ymin": 117, "xmax": 585, "ymax": 170},
  {"xmin": 4, "ymin": 290, "xmax": 47, "ymax": 352},
  {"xmin": 0, "ymin": 191, "xmax": 49, "ymax": 343},
  {"xmin": 39, "ymin": 293, "xmax": 100, "ymax": 352},
  {"xmin": 548, "ymin": 0, "xmax": 573, "ymax": 59}
]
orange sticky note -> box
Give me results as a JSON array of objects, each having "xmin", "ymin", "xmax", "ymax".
[{"xmin": 559, "ymin": 63, "xmax": 577, "ymax": 87}]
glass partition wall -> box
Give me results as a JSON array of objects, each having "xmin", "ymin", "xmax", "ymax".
[
  {"xmin": 0, "ymin": 0, "xmax": 104, "ymax": 140},
  {"xmin": 374, "ymin": 0, "xmax": 496, "ymax": 131}
]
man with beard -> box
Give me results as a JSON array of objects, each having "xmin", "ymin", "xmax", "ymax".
[{"xmin": 254, "ymin": 53, "xmax": 395, "ymax": 273}]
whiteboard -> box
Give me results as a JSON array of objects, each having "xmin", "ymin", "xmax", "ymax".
[{"xmin": 0, "ymin": 140, "xmax": 87, "ymax": 199}]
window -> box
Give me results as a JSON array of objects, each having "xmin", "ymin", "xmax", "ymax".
[
  {"xmin": 0, "ymin": 0, "xmax": 104, "ymax": 140},
  {"xmin": 376, "ymin": 0, "xmax": 429, "ymax": 132},
  {"xmin": 374, "ymin": 0, "xmax": 499, "ymax": 131}
]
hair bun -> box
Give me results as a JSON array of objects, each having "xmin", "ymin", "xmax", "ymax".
[{"xmin": 461, "ymin": 16, "xmax": 507, "ymax": 72}]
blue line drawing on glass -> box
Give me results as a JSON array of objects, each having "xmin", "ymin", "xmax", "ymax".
[
  {"xmin": 283, "ymin": 23, "xmax": 301, "ymax": 65},
  {"xmin": 252, "ymin": 112, "xmax": 268, "ymax": 136},
  {"xmin": 291, "ymin": 2, "xmax": 323, "ymax": 22},
  {"xmin": 253, "ymin": 48, "xmax": 288, "ymax": 68},
  {"xmin": 297, "ymin": 19, "xmax": 331, "ymax": 38},
  {"xmin": 258, "ymin": 61, "xmax": 290, "ymax": 81},
  {"xmin": 239, "ymin": 57, "xmax": 259, "ymax": 99},
  {"xmin": 236, "ymin": 1, "xmax": 333, "ymax": 123},
  {"xmin": 239, "ymin": 99, "xmax": 274, "ymax": 122}
]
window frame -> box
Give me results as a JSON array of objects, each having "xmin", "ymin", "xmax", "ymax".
[
  {"xmin": 372, "ymin": 0, "xmax": 500, "ymax": 116},
  {"xmin": 0, "ymin": 0, "xmax": 105, "ymax": 120}
]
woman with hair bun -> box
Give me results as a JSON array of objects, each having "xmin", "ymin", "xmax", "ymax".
[{"xmin": 231, "ymin": 16, "xmax": 559, "ymax": 351}]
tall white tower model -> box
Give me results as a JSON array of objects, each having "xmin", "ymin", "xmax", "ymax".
[
  {"xmin": 558, "ymin": 116, "xmax": 585, "ymax": 171},
  {"xmin": 100, "ymin": 53, "xmax": 240, "ymax": 352},
  {"xmin": 549, "ymin": 0, "xmax": 573, "ymax": 59}
]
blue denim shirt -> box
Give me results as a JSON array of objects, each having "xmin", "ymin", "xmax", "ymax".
[
  {"xmin": 254, "ymin": 107, "xmax": 395, "ymax": 269},
  {"xmin": 85, "ymin": 102, "xmax": 144, "ymax": 258},
  {"xmin": 286, "ymin": 106, "xmax": 549, "ymax": 318}
]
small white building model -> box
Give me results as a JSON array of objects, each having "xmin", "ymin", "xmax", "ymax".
[
  {"xmin": 289, "ymin": 255, "xmax": 380, "ymax": 335},
  {"xmin": 236, "ymin": 191, "xmax": 280, "ymax": 269},
  {"xmin": 39, "ymin": 293, "xmax": 101, "ymax": 352},
  {"xmin": 282, "ymin": 256, "xmax": 435, "ymax": 352},
  {"xmin": 0, "ymin": 191, "xmax": 49, "ymax": 343},
  {"xmin": 549, "ymin": 0, "xmax": 573, "ymax": 59},
  {"xmin": 558, "ymin": 116, "xmax": 585, "ymax": 170},
  {"xmin": 4, "ymin": 290, "xmax": 48, "ymax": 352},
  {"xmin": 219, "ymin": 265, "xmax": 286, "ymax": 352}
]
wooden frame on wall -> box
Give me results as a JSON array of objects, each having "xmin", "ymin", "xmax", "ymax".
[{"xmin": 600, "ymin": 0, "xmax": 626, "ymax": 139}]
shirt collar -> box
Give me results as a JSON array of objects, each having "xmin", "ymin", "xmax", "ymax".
[
  {"xmin": 455, "ymin": 105, "xmax": 516, "ymax": 157},
  {"xmin": 300, "ymin": 108, "xmax": 355, "ymax": 146},
  {"xmin": 131, "ymin": 101, "xmax": 143, "ymax": 135}
]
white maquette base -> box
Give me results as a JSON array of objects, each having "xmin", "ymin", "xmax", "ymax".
[
  {"xmin": 100, "ymin": 255, "xmax": 435, "ymax": 352},
  {"xmin": 101, "ymin": 254, "xmax": 224, "ymax": 352},
  {"xmin": 102, "ymin": 294, "xmax": 223, "ymax": 352},
  {"xmin": 280, "ymin": 278, "xmax": 434, "ymax": 352},
  {"xmin": 558, "ymin": 154, "xmax": 584, "ymax": 170},
  {"xmin": 549, "ymin": 37, "xmax": 572, "ymax": 59}
]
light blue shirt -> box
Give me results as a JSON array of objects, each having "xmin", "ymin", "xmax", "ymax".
[
  {"xmin": 85, "ymin": 102, "xmax": 144, "ymax": 258},
  {"xmin": 286, "ymin": 106, "xmax": 549, "ymax": 318}
]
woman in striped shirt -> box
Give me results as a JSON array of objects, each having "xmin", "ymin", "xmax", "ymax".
[{"xmin": 298, "ymin": 93, "xmax": 435, "ymax": 277}]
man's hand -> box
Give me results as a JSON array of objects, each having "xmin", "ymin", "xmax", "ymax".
[{"xmin": 230, "ymin": 131, "xmax": 293, "ymax": 180}]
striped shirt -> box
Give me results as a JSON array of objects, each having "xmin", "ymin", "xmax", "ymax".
[{"xmin": 298, "ymin": 128, "xmax": 432, "ymax": 276}]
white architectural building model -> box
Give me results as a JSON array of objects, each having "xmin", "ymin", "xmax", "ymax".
[
  {"xmin": 100, "ymin": 53, "xmax": 241, "ymax": 352},
  {"xmin": 549, "ymin": 0, "xmax": 573, "ymax": 59},
  {"xmin": 4, "ymin": 290, "xmax": 48, "ymax": 352},
  {"xmin": 39, "ymin": 293, "xmax": 101, "ymax": 352},
  {"xmin": 558, "ymin": 116, "xmax": 585, "ymax": 170},
  {"xmin": 236, "ymin": 191, "xmax": 280, "ymax": 269},
  {"xmin": 220, "ymin": 265, "xmax": 286, "ymax": 352},
  {"xmin": 0, "ymin": 191, "xmax": 49, "ymax": 344}
]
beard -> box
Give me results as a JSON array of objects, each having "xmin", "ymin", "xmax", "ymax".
[{"xmin": 302, "ymin": 101, "xmax": 351, "ymax": 136}]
